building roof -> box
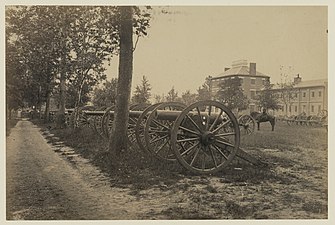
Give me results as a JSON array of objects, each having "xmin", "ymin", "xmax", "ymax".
[
  {"xmin": 272, "ymin": 78, "xmax": 328, "ymax": 90},
  {"xmin": 294, "ymin": 79, "xmax": 328, "ymax": 88},
  {"xmin": 212, "ymin": 60, "xmax": 269, "ymax": 80}
]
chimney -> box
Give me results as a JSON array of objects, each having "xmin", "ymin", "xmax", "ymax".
[
  {"xmin": 249, "ymin": 63, "xmax": 256, "ymax": 75},
  {"xmin": 224, "ymin": 67, "xmax": 230, "ymax": 71},
  {"xmin": 294, "ymin": 74, "xmax": 302, "ymax": 84}
]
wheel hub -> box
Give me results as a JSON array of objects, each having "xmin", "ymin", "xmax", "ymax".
[{"xmin": 200, "ymin": 131, "xmax": 215, "ymax": 146}]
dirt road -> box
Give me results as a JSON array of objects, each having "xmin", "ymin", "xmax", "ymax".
[{"xmin": 6, "ymin": 120, "xmax": 169, "ymax": 220}]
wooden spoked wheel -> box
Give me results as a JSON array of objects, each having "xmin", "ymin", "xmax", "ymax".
[
  {"xmin": 135, "ymin": 103, "xmax": 162, "ymax": 152},
  {"xmin": 71, "ymin": 106, "xmax": 97, "ymax": 129},
  {"xmin": 93, "ymin": 106, "xmax": 108, "ymax": 138},
  {"xmin": 127, "ymin": 103, "xmax": 150, "ymax": 145},
  {"xmin": 101, "ymin": 105, "xmax": 115, "ymax": 139},
  {"xmin": 238, "ymin": 115, "xmax": 255, "ymax": 135},
  {"xmin": 171, "ymin": 101, "xmax": 240, "ymax": 174},
  {"xmin": 144, "ymin": 102, "xmax": 187, "ymax": 162}
]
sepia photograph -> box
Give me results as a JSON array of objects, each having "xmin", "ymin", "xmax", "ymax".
[{"xmin": 3, "ymin": 0, "xmax": 333, "ymax": 222}]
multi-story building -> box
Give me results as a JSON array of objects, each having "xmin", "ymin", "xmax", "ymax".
[
  {"xmin": 273, "ymin": 75, "xmax": 328, "ymax": 117},
  {"xmin": 210, "ymin": 60, "xmax": 270, "ymax": 113}
]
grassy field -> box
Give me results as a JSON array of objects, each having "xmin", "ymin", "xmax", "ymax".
[{"xmin": 34, "ymin": 119, "xmax": 328, "ymax": 219}]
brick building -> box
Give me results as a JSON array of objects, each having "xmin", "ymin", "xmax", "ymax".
[{"xmin": 210, "ymin": 60, "xmax": 270, "ymax": 113}]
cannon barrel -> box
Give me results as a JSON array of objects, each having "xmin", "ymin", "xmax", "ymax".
[{"xmin": 79, "ymin": 109, "xmax": 226, "ymax": 123}]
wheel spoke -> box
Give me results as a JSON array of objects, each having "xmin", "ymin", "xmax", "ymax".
[
  {"xmin": 150, "ymin": 134, "xmax": 169, "ymax": 144},
  {"xmin": 176, "ymin": 137, "xmax": 199, "ymax": 143},
  {"xmin": 209, "ymin": 109, "xmax": 223, "ymax": 131},
  {"xmin": 212, "ymin": 118, "xmax": 231, "ymax": 134},
  {"xmin": 212, "ymin": 143, "xmax": 229, "ymax": 160},
  {"xmin": 152, "ymin": 119, "xmax": 170, "ymax": 130},
  {"xmin": 214, "ymin": 132, "xmax": 236, "ymax": 137},
  {"xmin": 180, "ymin": 141, "xmax": 199, "ymax": 156},
  {"xmin": 190, "ymin": 148, "xmax": 200, "ymax": 166},
  {"xmin": 205, "ymin": 105, "xmax": 212, "ymax": 130},
  {"xmin": 209, "ymin": 145, "xmax": 218, "ymax": 168},
  {"xmin": 215, "ymin": 137, "xmax": 235, "ymax": 148},
  {"xmin": 201, "ymin": 150, "xmax": 206, "ymax": 171},
  {"xmin": 179, "ymin": 125, "xmax": 201, "ymax": 136},
  {"xmin": 155, "ymin": 138, "xmax": 169, "ymax": 154},
  {"xmin": 186, "ymin": 114, "xmax": 202, "ymax": 133}
]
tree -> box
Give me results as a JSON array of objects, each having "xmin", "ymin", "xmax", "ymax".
[
  {"xmin": 109, "ymin": 6, "xmax": 134, "ymax": 157},
  {"xmin": 181, "ymin": 90, "xmax": 197, "ymax": 106},
  {"xmin": 257, "ymin": 82, "xmax": 281, "ymax": 111},
  {"xmin": 197, "ymin": 76, "xmax": 212, "ymax": 101},
  {"xmin": 5, "ymin": 33, "xmax": 26, "ymax": 118},
  {"xmin": 6, "ymin": 6, "xmax": 63, "ymax": 122},
  {"xmin": 216, "ymin": 77, "xmax": 249, "ymax": 112},
  {"xmin": 153, "ymin": 94, "xmax": 166, "ymax": 103},
  {"xmin": 277, "ymin": 68, "xmax": 298, "ymax": 115},
  {"xmin": 92, "ymin": 78, "xmax": 118, "ymax": 107},
  {"xmin": 166, "ymin": 86, "xmax": 180, "ymax": 102},
  {"xmin": 131, "ymin": 75, "xmax": 151, "ymax": 104}
]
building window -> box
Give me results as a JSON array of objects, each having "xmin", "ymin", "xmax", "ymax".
[
  {"xmin": 289, "ymin": 106, "xmax": 291, "ymax": 112},
  {"xmin": 311, "ymin": 105, "xmax": 314, "ymax": 112},
  {"xmin": 295, "ymin": 106, "xmax": 297, "ymax": 112},
  {"xmin": 250, "ymin": 90, "xmax": 256, "ymax": 99},
  {"xmin": 302, "ymin": 105, "xmax": 306, "ymax": 112},
  {"xmin": 319, "ymin": 91, "xmax": 322, "ymax": 97},
  {"xmin": 251, "ymin": 79, "xmax": 256, "ymax": 85},
  {"xmin": 311, "ymin": 92, "xmax": 315, "ymax": 97},
  {"xmin": 295, "ymin": 93, "xmax": 298, "ymax": 98},
  {"xmin": 303, "ymin": 92, "xmax": 306, "ymax": 97},
  {"xmin": 318, "ymin": 105, "xmax": 321, "ymax": 112}
]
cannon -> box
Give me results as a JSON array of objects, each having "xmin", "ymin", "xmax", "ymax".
[{"xmin": 65, "ymin": 101, "xmax": 267, "ymax": 175}]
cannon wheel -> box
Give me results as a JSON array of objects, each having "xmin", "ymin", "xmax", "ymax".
[
  {"xmin": 69, "ymin": 106, "xmax": 95, "ymax": 129},
  {"xmin": 144, "ymin": 102, "xmax": 187, "ymax": 162},
  {"xmin": 101, "ymin": 105, "xmax": 116, "ymax": 139},
  {"xmin": 128, "ymin": 103, "xmax": 151, "ymax": 144},
  {"xmin": 238, "ymin": 114, "xmax": 255, "ymax": 135},
  {"xmin": 171, "ymin": 100, "xmax": 240, "ymax": 174},
  {"xmin": 92, "ymin": 106, "xmax": 108, "ymax": 138},
  {"xmin": 135, "ymin": 103, "xmax": 162, "ymax": 152}
]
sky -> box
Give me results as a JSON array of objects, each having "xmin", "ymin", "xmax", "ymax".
[{"xmin": 106, "ymin": 6, "xmax": 328, "ymax": 97}]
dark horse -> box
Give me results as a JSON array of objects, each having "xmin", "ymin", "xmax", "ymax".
[{"xmin": 250, "ymin": 111, "xmax": 276, "ymax": 131}]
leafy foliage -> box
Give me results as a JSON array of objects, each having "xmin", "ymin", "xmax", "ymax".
[
  {"xmin": 216, "ymin": 77, "xmax": 249, "ymax": 111},
  {"xmin": 166, "ymin": 86, "xmax": 180, "ymax": 102},
  {"xmin": 92, "ymin": 79, "xmax": 118, "ymax": 108},
  {"xmin": 131, "ymin": 75, "xmax": 152, "ymax": 104},
  {"xmin": 257, "ymin": 83, "xmax": 281, "ymax": 110},
  {"xmin": 181, "ymin": 90, "xmax": 197, "ymax": 105},
  {"xmin": 197, "ymin": 76, "xmax": 212, "ymax": 101},
  {"xmin": 6, "ymin": 5, "xmax": 152, "ymax": 124}
]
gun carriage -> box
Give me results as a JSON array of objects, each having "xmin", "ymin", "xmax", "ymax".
[{"xmin": 64, "ymin": 100, "xmax": 266, "ymax": 174}]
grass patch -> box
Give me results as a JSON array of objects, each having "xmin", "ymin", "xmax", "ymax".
[{"xmin": 34, "ymin": 119, "xmax": 327, "ymax": 190}]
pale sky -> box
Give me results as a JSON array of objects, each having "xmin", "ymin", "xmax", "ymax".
[{"xmin": 107, "ymin": 6, "xmax": 328, "ymax": 96}]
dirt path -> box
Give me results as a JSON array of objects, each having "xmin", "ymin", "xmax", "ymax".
[{"xmin": 6, "ymin": 120, "xmax": 170, "ymax": 220}]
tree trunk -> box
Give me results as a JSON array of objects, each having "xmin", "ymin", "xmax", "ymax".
[
  {"xmin": 109, "ymin": 6, "xmax": 133, "ymax": 159},
  {"xmin": 56, "ymin": 55, "xmax": 67, "ymax": 128},
  {"xmin": 44, "ymin": 87, "xmax": 51, "ymax": 123}
]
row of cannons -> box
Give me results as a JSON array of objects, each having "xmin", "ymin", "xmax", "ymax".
[
  {"xmin": 278, "ymin": 110, "xmax": 328, "ymax": 127},
  {"xmin": 62, "ymin": 101, "xmax": 266, "ymax": 175}
]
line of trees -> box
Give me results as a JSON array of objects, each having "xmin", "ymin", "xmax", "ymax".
[{"xmin": 6, "ymin": 6, "xmax": 152, "ymax": 160}]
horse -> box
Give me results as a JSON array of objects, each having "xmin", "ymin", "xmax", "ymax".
[{"xmin": 250, "ymin": 111, "xmax": 276, "ymax": 131}]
